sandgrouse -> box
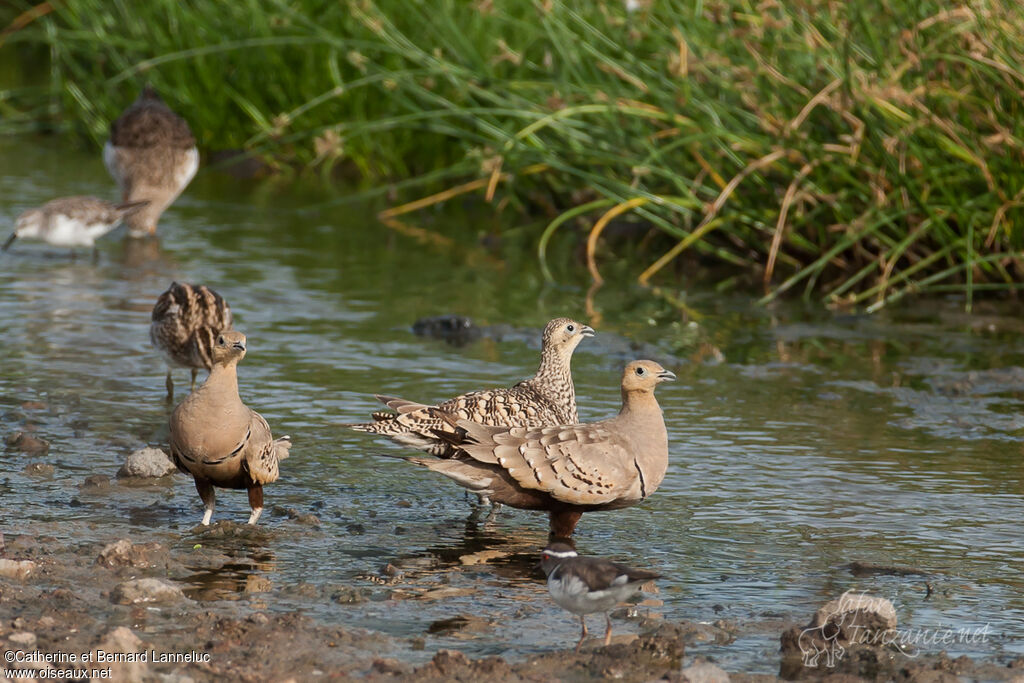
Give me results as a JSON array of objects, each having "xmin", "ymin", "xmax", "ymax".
[
  {"xmin": 104, "ymin": 85, "xmax": 198, "ymax": 236},
  {"xmin": 348, "ymin": 317, "xmax": 594, "ymax": 459},
  {"xmin": 539, "ymin": 542, "xmax": 660, "ymax": 651},
  {"xmin": 3, "ymin": 197, "xmax": 148, "ymax": 253},
  {"xmin": 150, "ymin": 282, "xmax": 233, "ymax": 399},
  {"xmin": 168, "ymin": 330, "xmax": 291, "ymax": 526},
  {"xmin": 423, "ymin": 360, "xmax": 675, "ymax": 538}
]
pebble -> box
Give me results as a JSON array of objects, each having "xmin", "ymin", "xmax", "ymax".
[
  {"xmin": 110, "ymin": 578, "xmax": 185, "ymax": 605},
  {"xmin": 80, "ymin": 474, "xmax": 110, "ymax": 491},
  {"xmin": 5, "ymin": 431, "xmax": 49, "ymax": 455},
  {"xmin": 682, "ymin": 660, "xmax": 731, "ymax": 683},
  {"xmin": 331, "ymin": 586, "xmax": 368, "ymax": 604},
  {"xmin": 97, "ymin": 539, "xmax": 170, "ymax": 569},
  {"xmin": 8, "ymin": 632, "xmax": 36, "ymax": 648},
  {"xmin": 0, "ymin": 559, "xmax": 36, "ymax": 580},
  {"xmin": 22, "ymin": 462, "xmax": 55, "ymax": 476},
  {"xmin": 117, "ymin": 447, "xmax": 176, "ymax": 478}
]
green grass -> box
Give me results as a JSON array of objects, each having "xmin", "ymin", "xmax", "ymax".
[{"xmin": 2, "ymin": 0, "xmax": 1024, "ymax": 310}]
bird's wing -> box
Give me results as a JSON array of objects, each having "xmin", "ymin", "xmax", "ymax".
[
  {"xmin": 455, "ymin": 421, "xmax": 640, "ymax": 506},
  {"xmin": 243, "ymin": 410, "xmax": 289, "ymax": 484}
]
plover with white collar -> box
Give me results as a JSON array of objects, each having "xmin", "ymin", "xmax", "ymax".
[{"xmin": 539, "ymin": 542, "xmax": 660, "ymax": 651}]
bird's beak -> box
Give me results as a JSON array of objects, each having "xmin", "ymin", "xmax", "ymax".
[
  {"xmin": 232, "ymin": 343, "xmax": 246, "ymax": 352},
  {"xmin": 2, "ymin": 233, "xmax": 16, "ymax": 251},
  {"xmin": 580, "ymin": 325, "xmax": 595, "ymax": 338},
  {"xmin": 658, "ymin": 370, "xmax": 677, "ymax": 381}
]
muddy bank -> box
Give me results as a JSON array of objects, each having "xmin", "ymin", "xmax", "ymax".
[{"xmin": 2, "ymin": 531, "xmax": 1022, "ymax": 682}]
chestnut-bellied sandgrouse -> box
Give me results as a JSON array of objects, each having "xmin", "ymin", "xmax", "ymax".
[
  {"xmin": 347, "ymin": 318, "xmax": 594, "ymax": 459},
  {"xmin": 423, "ymin": 360, "xmax": 675, "ymax": 538},
  {"xmin": 150, "ymin": 282, "xmax": 233, "ymax": 400},
  {"xmin": 3, "ymin": 197, "xmax": 149, "ymax": 253},
  {"xmin": 539, "ymin": 542, "xmax": 660, "ymax": 651},
  {"xmin": 104, "ymin": 85, "xmax": 198, "ymax": 237},
  {"xmin": 169, "ymin": 330, "xmax": 291, "ymax": 526}
]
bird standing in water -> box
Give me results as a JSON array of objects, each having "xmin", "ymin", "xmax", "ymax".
[
  {"xmin": 169, "ymin": 330, "xmax": 291, "ymax": 526},
  {"xmin": 104, "ymin": 85, "xmax": 199, "ymax": 237},
  {"xmin": 539, "ymin": 542, "xmax": 660, "ymax": 651}
]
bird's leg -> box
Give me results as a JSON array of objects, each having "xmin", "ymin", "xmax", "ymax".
[
  {"xmin": 165, "ymin": 371, "xmax": 174, "ymax": 402},
  {"xmin": 247, "ymin": 485, "xmax": 264, "ymax": 525},
  {"xmin": 190, "ymin": 368, "xmax": 198, "ymax": 391},
  {"xmin": 485, "ymin": 501, "xmax": 501, "ymax": 523},
  {"xmin": 549, "ymin": 510, "xmax": 583, "ymax": 540},
  {"xmin": 195, "ymin": 479, "xmax": 215, "ymax": 526},
  {"xmin": 603, "ymin": 613, "xmax": 613, "ymax": 646},
  {"xmin": 91, "ymin": 247, "xmax": 99, "ymax": 264},
  {"xmin": 575, "ymin": 615, "xmax": 588, "ymax": 653}
]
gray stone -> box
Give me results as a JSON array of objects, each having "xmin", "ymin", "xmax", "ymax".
[
  {"xmin": 97, "ymin": 539, "xmax": 170, "ymax": 570},
  {"xmin": 117, "ymin": 447, "xmax": 176, "ymax": 479},
  {"xmin": 682, "ymin": 660, "xmax": 731, "ymax": 683},
  {"xmin": 110, "ymin": 578, "xmax": 185, "ymax": 605}
]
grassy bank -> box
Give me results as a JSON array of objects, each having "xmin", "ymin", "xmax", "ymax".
[{"xmin": 2, "ymin": 0, "xmax": 1024, "ymax": 309}]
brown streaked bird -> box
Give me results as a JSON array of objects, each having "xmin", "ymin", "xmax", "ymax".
[
  {"xmin": 3, "ymin": 197, "xmax": 149, "ymax": 253},
  {"xmin": 169, "ymin": 330, "xmax": 291, "ymax": 526},
  {"xmin": 104, "ymin": 85, "xmax": 198, "ymax": 237},
  {"xmin": 539, "ymin": 542, "xmax": 660, "ymax": 651},
  {"xmin": 421, "ymin": 360, "xmax": 675, "ymax": 538},
  {"xmin": 348, "ymin": 318, "xmax": 594, "ymax": 460},
  {"xmin": 150, "ymin": 282, "xmax": 233, "ymax": 399}
]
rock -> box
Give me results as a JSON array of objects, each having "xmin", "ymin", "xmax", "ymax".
[
  {"xmin": 97, "ymin": 626, "xmax": 142, "ymax": 653},
  {"xmin": 412, "ymin": 315, "xmax": 482, "ymax": 347},
  {"xmin": 781, "ymin": 591, "xmax": 898, "ymax": 673},
  {"xmin": 94, "ymin": 627, "xmax": 147, "ymax": 682},
  {"xmin": 97, "ymin": 539, "xmax": 170, "ymax": 570},
  {"xmin": 331, "ymin": 586, "xmax": 368, "ymax": 604},
  {"xmin": 80, "ymin": 474, "xmax": 110, "ymax": 491},
  {"xmin": 8, "ymin": 632, "xmax": 36, "ymax": 648},
  {"xmin": 284, "ymin": 509, "xmax": 320, "ymax": 526},
  {"xmin": 0, "ymin": 557, "xmax": 36, "ymax": 581},
  {"xmin": 22, "ymin": 462, "xmax": 54, "ymax": 477},
  {"xmin": 427, "ymin": 614, "xmax": 491, "ymax": 636},
  {"xmin": 117, "ymin": 447, "xmax": 176, "ymax": 479},
  {"xmin": 682, "ymin": 659, "xmax": 731, "ymax": 683},
  {"xmin": 0, "ymin": 559, "xmax": 36, "ymax": 580},
  {"xmin": 110, "ymin": 578, "xmax": 185, "ymax": 605},
  {"xmin": 244, "ymin": 575, "xmax": 272, "ymax": 593},
  {"xmin": 417, "ymin": 586, "xmax": 476, "ymax": 601},
  {"xmin": 5, "ymin": 431, "xmax": 49, "ymax": 455}
]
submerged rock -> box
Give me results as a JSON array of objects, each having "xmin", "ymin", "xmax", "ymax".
[
  {"xmin": 110, "ymin": 578, "xmax": 185, "ymax": 605},
  {"xmin": 412, "ymin": 315, "xmax": 483, "ymax": 347},
  {"xmin": 80, "ymin": 474, "xmax": 111, "ymax": 491},
  {"xmin": 22, "ymin": 462, "xmax": 55, "ymax": 477},
  {"xmin": 117, "ymin": 447, "xmax": 176, "ymax": 479},
  {"xmin": 97, "ymin": 539, "xmax": 170, "ymax": 570},
  {"xmin": 681, "ymin": 659, "xmax": 731, "ymax": 683},
  {"xmin": 5, "ymin": 431, "xmax": 49, "ymax": 455},
  {"xmin": 780, "ymin": 590, "xmax": 898, "ymax": 676}
]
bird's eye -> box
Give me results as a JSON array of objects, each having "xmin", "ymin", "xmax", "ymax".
[
  {"xmin": 636, "ymin": 367, "xmax": 645, "ymax": 375},
  {"xmin": 218, "ymin": 336, "xmax": 225, "ymax": 345},
  {"xmin": 566, "ymin": 324, "xmax": 575, "ymax": 332}
]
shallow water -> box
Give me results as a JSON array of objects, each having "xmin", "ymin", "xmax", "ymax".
[{"xmin": 2, "ymin": 137, "xmax": 1023, "ymax": 673}]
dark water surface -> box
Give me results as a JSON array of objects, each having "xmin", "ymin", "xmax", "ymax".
[{"xmin": 1, "ymin": 138, "xmax": 1022, "ymax": 672}]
